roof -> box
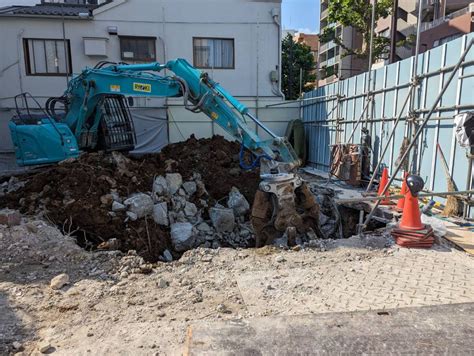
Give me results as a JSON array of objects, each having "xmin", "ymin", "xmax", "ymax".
[{"xmin": 0, "ymin": 2, "xmax": 110, "ymax": 17}]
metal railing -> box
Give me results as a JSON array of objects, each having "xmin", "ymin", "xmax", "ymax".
[{"xmin": 406, "ymin": 3, "xmax": 474, "ymax": 34}]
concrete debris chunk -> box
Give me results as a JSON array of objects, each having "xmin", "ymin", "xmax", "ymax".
[
  {"xmin": 275, "ymin": 255, "xmax": 286, "ymax": 263},
  {"xmin": 124, "ymin": 193, "xmax": 154, "ymax": 218},
  {"xmin": 38, "ymin": 342, "xmax": 53, "ymax": 354},
  {"xmin": 25, "ymin": 222, "xmax": 39, "ymax": 233},
  {"xmin": 170, "ymin": 222, "xmax": 195, "ymax": 252},
  {"xmin": 229, "ymin": 167, "xmax": 240, "ymax": 176},
  {"xmin": 196, "ymin": 180, "xmax": 208, "ymax": 197},
  {"xmin": 162, "ymin": 249, "xmax": 173, "ymax": 262},
  {"xmin": 216, "ymin": 303, "xmax": 232, "ymax": 314},
  {"xmin": 50, "ymin": 273, "xmax": 70, "ymax": 290},
  {"xmin": 166, "ymin": 173, "xmax": 183, "ymax": 195},
  {"xmin": 111, "ymin": 191, "xmax": 122, "ymax": 203},
  {"xmin": 112, "ymin": 201, "xmax": 126, "ymax": 212},
  {"xmin": 157, "ymin": 278, "xmax": 168, "ymax": 288},
  {"xmin": 227, "ymin": 187, "xmax": 250, "ymax": 217},
  {"xmin": 184, "ymin": 201, "xmax": 198, "ymax": 217},
  {"xmin": 153, "ymin": 176, "xmax": 169, "ymax": 196},
  {"xmin": 171, "ymin": 196, "xmax": 187, "ymax": 212},
  {"xmin": 210, "ymin": 207, "xmax": 235, "ymax": 233},
  {"xmin": 0, "ymin": 208, "xmax": 21, "ymax": 227},
  {"xmin": 12, "ymin": 341, "xmax": 23, "ymax": 350},
  {"xmin": 126, "ymin": 211, "xmax": 138, "ymax": 221},
  {"xmin": 182, "ymin": 181, "xmax": 197, "ymax": 196},
  {"xmin": 153, "ymin": 202, "xmax": 169, "ymax": 226},
  {"xmin": 110, "ymin": 151, "xmax": 133, "ymax": 176},
  {"xmin": 197, "ymin": 222, "xmax": 213, "ymax": 233}
]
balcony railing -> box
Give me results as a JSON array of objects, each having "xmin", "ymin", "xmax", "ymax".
[
  {"xmin": 321, "ymin": 7, "xmax": 329, "ymax": 19},
  {"xmin": 406, "ymin": 3, "xmax": 474, "ymax": 33}
]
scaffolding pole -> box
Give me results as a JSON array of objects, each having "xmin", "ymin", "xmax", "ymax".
[{"xmin": 361, "ymin": 38, "xmax": 474, "ymax": 231}]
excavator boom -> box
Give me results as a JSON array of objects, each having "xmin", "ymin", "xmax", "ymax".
[{"xmin": 9, "ymin": 59, "xmax": 323, "ymax": 245}]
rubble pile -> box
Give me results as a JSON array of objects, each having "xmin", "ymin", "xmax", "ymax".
[{"xmin": 0, "ymin": 135, "xmax": 260, "ymax": 262}]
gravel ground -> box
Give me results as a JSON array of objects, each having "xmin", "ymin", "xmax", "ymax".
[{"xmin": 1, "ymin": 217, "xmax": 473, "ymax": 355}]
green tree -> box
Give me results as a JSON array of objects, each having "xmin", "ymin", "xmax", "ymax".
[
  {"xmin": 281, "ymin": 34, "xmax": 316, "ymax": 100},
  {"xmin": 321, "ymin": 0, "xmax": 392, "ymax": 63}
]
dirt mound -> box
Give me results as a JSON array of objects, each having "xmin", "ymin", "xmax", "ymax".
[{"xmin": 0, "ymin": 135, "xmax": 259, "ymax": 262}]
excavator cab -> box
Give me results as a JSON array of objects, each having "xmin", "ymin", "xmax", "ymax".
[{"xmin": 9, "ymin": 93, "xmax": 79, "ymax": 166}]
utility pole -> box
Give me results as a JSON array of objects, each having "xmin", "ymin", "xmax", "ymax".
[
  {"xmin": 288, "ymin": 38, "xmax": 294, "ymax": 99},
  {"xmin": 389, "ymin": 0, "xmax": 399, "ymax": 64}
]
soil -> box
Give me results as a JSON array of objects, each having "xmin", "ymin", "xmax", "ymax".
[{"xmin": 0, "ymin": 135, "xmax": 259, "ymax": 262}]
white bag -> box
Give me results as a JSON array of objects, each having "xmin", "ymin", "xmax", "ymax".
[{"xmin": 454, "ymin": 112, "xmax": 474, "ymax": 148}]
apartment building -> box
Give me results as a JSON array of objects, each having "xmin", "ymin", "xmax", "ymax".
[
  {"xmin": 376, "ymin": 0, "xmax": 473, "ymax": 66},
  {"xmin": 293, "ymin": 32, "xmax": 319, "ymax": 85},
  {"xmin": 418, "ymin": 1, "xmax": 474, "ymax": 52},
  {"xmin": 375, "ymin": 0, "xmax": 418, "ymax": 64},
  {"xmin": 318, "ymin": 0, "xmax": 366, "ymax": 86}
]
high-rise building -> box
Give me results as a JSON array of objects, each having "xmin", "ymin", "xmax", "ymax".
[
  {"xmin": 417, "ymin": 0, "xmax": 474, "ymax": 53},
  {"xmin": 375, "ymin": 0, "xmax": 473, "ymax": 66},
  {"xmin": 375, "ymin": 0, "xmax": 418, "ymax": 65},
  {"xmin": 318, "ymin": 0, "xmax": 366, "ymax": 86}
]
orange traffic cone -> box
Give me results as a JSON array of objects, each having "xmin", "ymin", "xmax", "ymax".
[
  {"xmin": 392, "ymin": 184, "xmax": 434, "ymax": 248},
  {"xmin": 377, "ymin": 167, "xmax": 391, "ymax": 205},
  {"xmin": 398, "ymin": 190, "xmax": 425, "ymax": 230},
  {"xmin": 396, "ymin": 172, "xmax": 409, "ymax": 212}
]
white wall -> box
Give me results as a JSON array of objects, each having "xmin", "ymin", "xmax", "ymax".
[
  {"xmin": 0, "ymin": 0, "xmax": 283, "ymax": 109},
  {"xmin": 167, "ymin": 99, "xmax": 300, "ymax": 144},
  {"xmin": 0, "ymin": 0, "xmax": 294, "ymax": 162}
]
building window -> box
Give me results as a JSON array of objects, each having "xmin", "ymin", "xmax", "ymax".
[
  {"xmin": 193, "ymin": 38, "xmax": 234, "ymax": 69},
  {"xmin": 120, "ymin": 36, "xmax": 156, "ymax": 62},
  {"xmin": 397, "ymin": 8, "xmax": 408, "ymax": 22},
  {"xmin": 23, "ymin": 38, "xmax": 72, "ymax": 76}
]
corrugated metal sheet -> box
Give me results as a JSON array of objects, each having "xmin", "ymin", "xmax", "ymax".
[{"xmin": 302, "ymin": 34, "xmax": 474, "ymax": 216}]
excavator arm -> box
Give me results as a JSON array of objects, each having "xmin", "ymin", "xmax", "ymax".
[
  {"xmin": 13, "ymin": 59, "xmax": 324, "ymax": 245},
  {"xmin": 62, "ymin": 59, "xmax": 300, "ymax": 177}
]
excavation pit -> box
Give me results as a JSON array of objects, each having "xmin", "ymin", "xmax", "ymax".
[{"xmin": 0, "ymin": 135, "xmax": 388, "ymax": 263}]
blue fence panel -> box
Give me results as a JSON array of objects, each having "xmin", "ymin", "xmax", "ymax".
[{"xmin": 302, "ymin": 34, "xmax": 474, "ymax": 217}]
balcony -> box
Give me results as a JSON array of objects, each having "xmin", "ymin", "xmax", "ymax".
[
  {"xmin": 319, "ymin": 40, "xmax": 336, "ymax": 54},
  {"xmin": 321, "ymin": 7, "xmax": 329, "ymax": 19},
  {"xmin": 406, "ymin": 3, "xmax": 474, "ymax": 33}
]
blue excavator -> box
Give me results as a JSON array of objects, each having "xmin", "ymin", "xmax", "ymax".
[{"xmin": 9, "ymin": 59, "xmax": 322, "ymax": 245}]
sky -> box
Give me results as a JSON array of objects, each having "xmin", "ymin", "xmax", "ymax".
[
  {"xmin": 282, "ymin": 0, "xmax": 320, "ymax": 34},
  {"xmin": 0, "ymin": 0, "xmax": 321, "ymax": 34}
]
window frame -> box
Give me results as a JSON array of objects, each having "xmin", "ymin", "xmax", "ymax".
[
  {"xmin": 192, "ymin": 37, "xmax": 235, "ymax": 70},
  {"xmin": 23, "ymin": 38, "xmax": 73, "ymax": 77},
  {"xmin": 119, "ymin": 35, "xmax": 157, "ymax": 62}
]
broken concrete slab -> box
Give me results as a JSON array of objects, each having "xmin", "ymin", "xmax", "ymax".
[
  {"xmin": 170, "ymin": 222, "xmax": 195, "ymax": 252},
  {"xmin": 196, "ymin": 222, "xmax": 212, "ymax": 233},
  {"xmin": 210, "ymin": 207, "xmax": 235, "ymax": 233},
  {"xmin": 152, "ymin": 202, "xmax": 169, "ymax": 226},
  {"xmin": 184, "ymin": 202, "xmax": 198, "ymax": 217},
  {"xmin": 124, "ymin": 193, "xmax": 154, "ymax": 218},
  {"xmin": 112, "ymin": 201, "xmax": 126, "ymax": 212},
  {"xmin": 227, "ymin": 187, "xmax": 250, "ymax": 217},
  {"xmin": 153, "ymin": 176, "xmax": 169, "ymax": 196},
  {"xmin": 182, "ymin": 181, "xmax": 197, "ymax": 196},
  {"xmin": 166, "ymin": 173, "xmax": 183, "ymax": 195},
  {"xmin": 162, "ymin": 249, "xmax": 173, "ymax": 262}
]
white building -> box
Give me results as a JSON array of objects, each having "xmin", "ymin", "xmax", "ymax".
[{"xmin": 0, "ymin": 0, "xmax": 296, "ymax": 170}]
